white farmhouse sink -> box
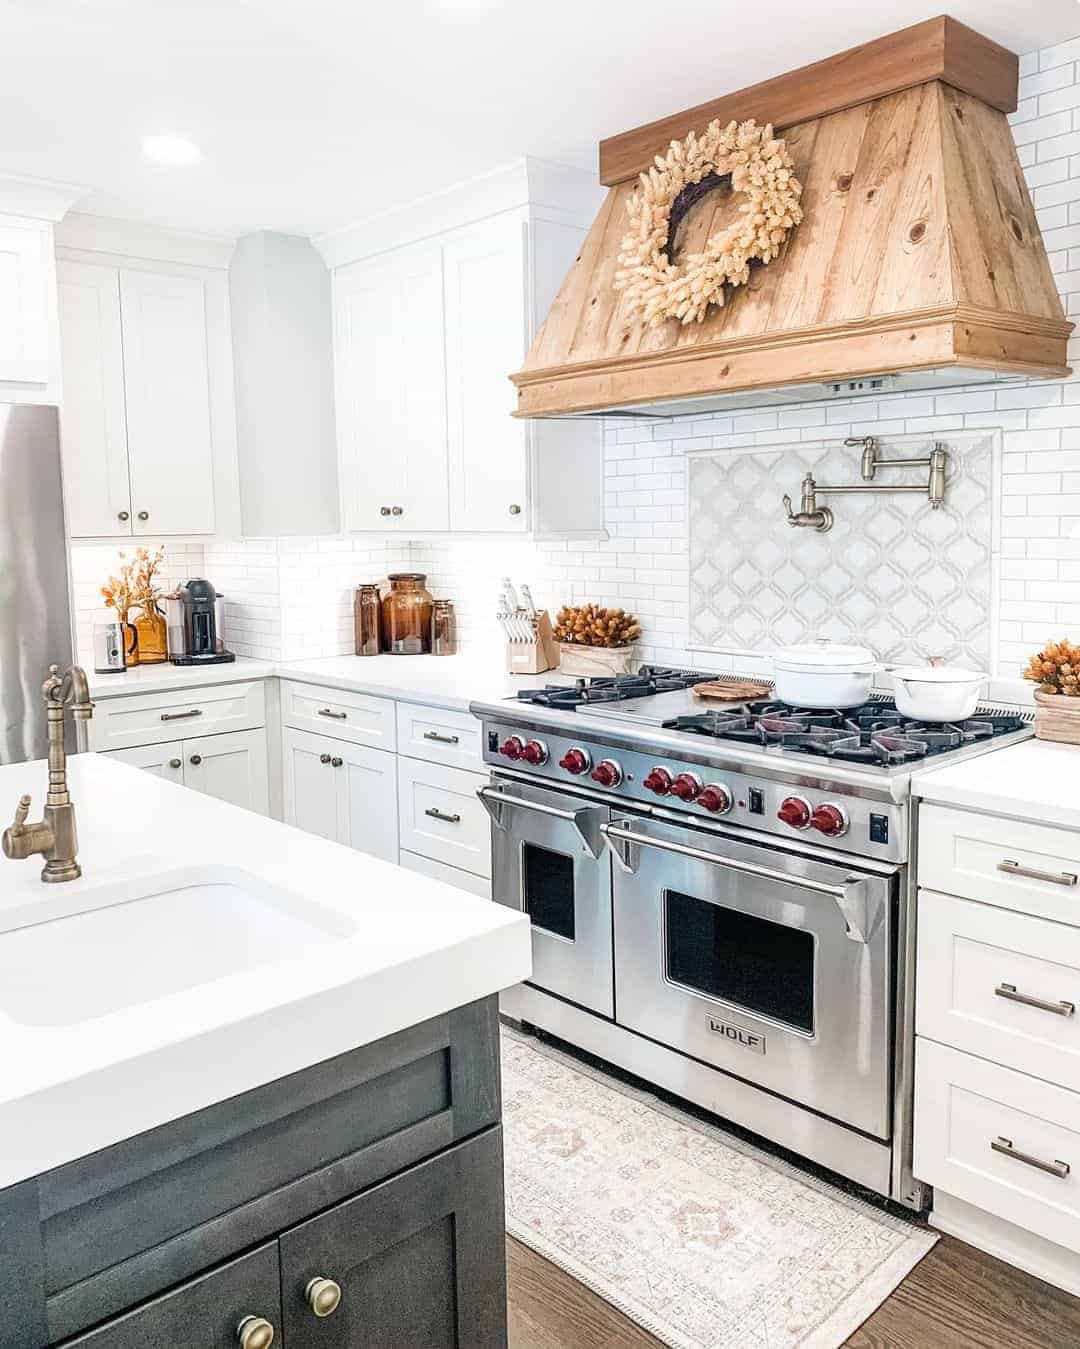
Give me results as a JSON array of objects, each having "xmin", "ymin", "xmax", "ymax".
[{"xmin": 0, "ymin": 866, "xmax": 354, "ymax": 1028}]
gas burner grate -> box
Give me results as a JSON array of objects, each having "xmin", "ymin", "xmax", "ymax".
[{"xmin": 513, "ymin": 665, "xmax": 716, "ymax": 710}]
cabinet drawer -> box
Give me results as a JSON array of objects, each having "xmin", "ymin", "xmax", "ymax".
[
  {"xmin": 282, "ymin": 679, "xmax": 396, "ymax": 751},
  {"xmin": 919, "ymin": 803, "xmax": 1080, "ymax": 926},
  {"xmin": 918, "ymin": 890, "xmax": 1080, "ymax": 1092},
  {"xmin": 396, "ymin": 701, "xmax": 483, "ymax": 771},
  {"xmin": 88, "ymin": 680, "xmax": 266, "ymax": 752},
  {"xmin": 400, "ymin": 849, "xmax": 491, "ymax": 899},
  {"xmin": 397, "ymin": 759, "xmax": 490, "ymax": 878},
  {"xmin": 915, "ymin": 1039, "xmax": 1080, "ymax": 1255},
  {"xmin": 65, "ymin": 1243, "xmax": 280, "ymax": 1348}
]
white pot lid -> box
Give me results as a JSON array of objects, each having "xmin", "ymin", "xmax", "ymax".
[
  {"xmin": 891, "ymin": 665, "xmax": 986, "ymax": 685},
  {"xmin": 774, "ymin": 641, "xmax": 877, "ymax": 672}
]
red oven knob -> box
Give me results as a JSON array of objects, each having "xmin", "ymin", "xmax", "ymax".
[
  {"xmin": 811, "ymin": 802, "xmax": 848, "ymax": 837},
  {"xmin": 499, "ymin": 736, "xmax": 525, "ymax": 761},
  {"xmin": 522, "ymin": 739, "xmax": 548, "ymax": 765},
  {"xmin": 777, "ymin": 795, "xmax": 812, "ymax": 829},
  {"xmin": 698, "ymin": 783, "xmax": 733, "ymax": 814},
  {"xmin": 591, "ymin": 759, "xmax": 623, "ymax": 788},
  {"xmin": 669, "ymin": 772, "xmax": 702, "ymax": 802},
  {"xmin": 559, "ymin": 747, "xmax": 591, "ymax": 775},
  {"xmin": 643, "ymin": 767, "xmax": 673, "ymax": 796}
]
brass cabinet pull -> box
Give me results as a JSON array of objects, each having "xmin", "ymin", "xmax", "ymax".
[
  {"xmin": 137, "ymin": 510, "xmax": 149, "ymax": 521},
  {"xmin": 423, "ymin": 731, "xmax": 460, "ymax": 745},
  {"xmin": 317, "ymin": 708, "xmax": 347, "ymax": 720},
  {"xmin": 319, "ymin": 753, "xmax": 331, "ymax": 765},
  {"xmin": 379, "ymin": 506, "xmax": 391, "ymax": 516},
  {"xmin": 391, "ymin": 505, "xmax": 403, "ymax": 516},
  {"xmin": 330, "ymin": 756, "xmax": 343, "ymax": 768},
  {"xmin": 168, "ymin": 758, "xmax": 182, "ymax": 769},
  {"xmin": 425, "ymin": 807, "xmax": 461, "ymax": 824},
  {"xmin": 508, "ymin": 503, "xmax": 522, "ymax": 515},
  {"xmin": 236, "ymin": 1314, "xmax": 275, "ymax": 1349},
  {"xmin": 160, "ymin": 709, "xmax": 203, "ymax": 722},
  {"xmin": 305, "ymin": 1276, "xmax": 342, "ymax": 1317},
  {"xmin": 998, "ymin": 859, "xmax": 1078, "ymax": 887},
  {"xmin": 117, "ymin": 510, "xmax": 130, "ymax": 522},
  {"xmin": 991, "ymin": 1136, "xmax": 1071, "ymax": 1179},
  {"xmin": 995, "ymin": 982, "xmax": 1075, "ymax": 1018},
  {"xmin": 189, "ymin": 754, "xmax": 202, "ymax": 766}
]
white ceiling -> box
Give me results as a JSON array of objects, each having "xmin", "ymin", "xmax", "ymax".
[{"xmin": 3, "ymin": 0, "xmax": 1080, "ymax": 240}]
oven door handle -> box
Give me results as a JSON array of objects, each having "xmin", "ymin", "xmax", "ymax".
[
  {"xmin": 599, "ymin": 821, "xmax": 877, "ymax": 944},
  {"xmin": 477, "ymin": 786, "xmax": 605, "ymax": 859}
]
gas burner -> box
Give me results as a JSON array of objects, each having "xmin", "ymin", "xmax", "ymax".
[{"xmin": 514, "ymin": 665, "xmax": 714, "ymax": 711}]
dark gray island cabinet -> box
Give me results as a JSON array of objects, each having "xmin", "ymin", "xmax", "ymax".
[{"xmin": 0, "ymin": 997, "xmax": 507, "ymax": 1348}]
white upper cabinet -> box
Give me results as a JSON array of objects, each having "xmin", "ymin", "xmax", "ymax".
[
  {"xmin": 0, "ymin": 218, "xmax": 53, "ymax": 386},
  {"xmin": 335, "ymin": 243, "xmax": 449, "ymax": 533},
  {"xmin": 443, "ymin": 215, "xmax": 529, "ymax": 533}
]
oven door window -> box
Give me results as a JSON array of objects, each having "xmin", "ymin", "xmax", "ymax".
[
  {"xmin": 664, "ymin": 890, "xmax": 815, "ymax": 1034},
  {"xmin": 522, "ymin": 843, "xmax": 576, "ymax": 941}
]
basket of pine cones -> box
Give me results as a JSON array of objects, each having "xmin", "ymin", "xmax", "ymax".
[
  {"xmin": 554, "ymin": 604, "xmax": 642, "ymax": 677},
  {"xmin": 1024, "ymin": 638, "xmax": 1080, "ymax": 744}
]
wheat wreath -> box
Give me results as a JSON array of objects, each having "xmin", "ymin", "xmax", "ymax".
[{"xmin": 614, "ymin": 118, "xmax": 804, "ymax": 327}]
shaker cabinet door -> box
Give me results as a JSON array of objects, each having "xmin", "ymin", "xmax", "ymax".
[
  {"xmin": 279, "ymin": 1127, "xmax": 507, "ymax": 1348},
  {"xmin": 283, "ymin": 726, "xmax": 343, "ymax": 842},
  {"xmin": 102, "ymin": 741, "xmax": 184, "ymax": 783},
  {"xmin": 182, "ymin": 728, "xmax": 269, "ymax": 815},
  {"xmin": 338, "ymin": 739, "xmax": 398, "ymax": 864},
  {"xmin": 0, "ymin": 218, "xmax": 51, "ymax": 385}
]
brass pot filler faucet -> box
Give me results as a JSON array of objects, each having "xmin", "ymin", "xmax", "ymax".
[{"xmin": 3, "ymin": 664, "xmax": 94, "ymax": 883}]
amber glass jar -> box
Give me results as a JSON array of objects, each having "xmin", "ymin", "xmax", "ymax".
[
  {"xmin": 133, "ymin": 602, "xmax": 168, "ymax": 664},
  {"xmin": 354, "ymin": 584, "xmax": 382, "ymax": 656},
  {"xmin": 382, "ymin": 574, "xmax": 434, "ymax": 655}
]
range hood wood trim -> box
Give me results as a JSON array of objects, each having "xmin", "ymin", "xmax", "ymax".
[{"xmin": 599, "ymin": 16, "xmax": 1017, "ymax": 186}]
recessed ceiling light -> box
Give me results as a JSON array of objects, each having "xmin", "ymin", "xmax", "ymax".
[{"xmin": 142, "ymin": 135, "xmax": 202, "ymax": 167}]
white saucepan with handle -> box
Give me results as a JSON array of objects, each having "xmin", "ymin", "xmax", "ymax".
[{"xmin": 889, "ymin": 664, "xmax": 988, "ymax": 722}]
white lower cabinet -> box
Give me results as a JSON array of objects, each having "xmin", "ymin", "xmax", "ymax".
[
  {"xmin": 396, "ymin": 756, "xmax": 490, "ymax": 879},
  {"xmin": 282, "ymin": 726, "xmax": 398, "ymax": 864},
  {"xmin": 105, "ymin": 727, "xmax": 268, "ymax": 814},
  {"xmin": 400, "ymin": 850, "xmax": 490, "ymax": 899}
]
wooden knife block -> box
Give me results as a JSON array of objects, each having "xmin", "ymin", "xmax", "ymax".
[{"xmin": 506, "ymin": 610, "xmax": 559, "ymax": 675}]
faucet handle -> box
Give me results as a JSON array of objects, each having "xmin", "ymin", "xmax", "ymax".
[
  {"xmin": 13, "ymin": 794, "xmax": 30, "ymax": 828},
  {"xmin": 782, "ymin": 494, "xmax": 796, "ymax": 523}
]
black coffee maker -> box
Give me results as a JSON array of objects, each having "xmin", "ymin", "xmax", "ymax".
[{"xmin": 172, "ymin": 578, "xmax": 236, "ymax": 665}]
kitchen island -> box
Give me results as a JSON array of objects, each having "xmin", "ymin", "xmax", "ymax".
[{"xmin": 0, "ymin": 752, "xmax": 530, "ymax": 1347}]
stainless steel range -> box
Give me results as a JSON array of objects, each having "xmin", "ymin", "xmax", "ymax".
[{"xmin": 471, "ymin": 667, "xmax": 1033, "ymax": 1209}]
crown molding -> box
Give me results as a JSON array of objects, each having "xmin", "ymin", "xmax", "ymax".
[
  {"xmin": 54, "ymin": 212, "xmax": 237, "ymax": 270},
  {"xmin": 0, "ymin": 174, "xmax": 86, "ymax": 222}
]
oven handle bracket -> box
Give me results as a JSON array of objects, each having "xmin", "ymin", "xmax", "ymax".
[
  {"xmin": 476, "ymin": 786, "xmax": 605, "ymax": 859},
  {"xmin": 599, "ymin": 822, "xmax": 877, "ymax": 943}
]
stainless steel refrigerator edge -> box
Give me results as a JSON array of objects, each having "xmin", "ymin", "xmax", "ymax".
[{"xmin": 0, "ymin": 404, "xmax": 76, "ymax": 764}]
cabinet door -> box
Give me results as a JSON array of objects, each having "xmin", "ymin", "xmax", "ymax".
[
  {"xmin": 279, "ymin": 1127, "xmax": 506, "ymax": 1348},
  {"xmin": 103, "ymin": 740, "xmax": 184, "ymax": 783},
  {"xmin": 338, "ymin": 739, "xmax": 398, "ymax": 864},
  {"xmin": 65, "ymin": 1241, "xmax": 281, "ymax": 1348},
  {"xmin": 335, "ymin": 244, "xmax": 449, "ymax": 532},
  {"xmin": 443, "ymin": 216, "xmax": 529, "ymax": 533},
  {"xmin": 119, "ymin": 268, "xmax": 216, "ymax": 535},
  {"xmin": 57, "ymin": 259, "xmax": 133, "ymax": 537},
  {"xmin": 0, "ymin": 218, "xmax": 51, "ymax": 384},
  {"xmin": 183, "ymin": 728, "xmax": 269, "ymax": 815},
  {"xmin": 283, "ymin": 725, "xmax": 344, "ymax": 842}
]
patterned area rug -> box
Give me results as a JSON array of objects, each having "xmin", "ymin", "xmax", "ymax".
[{"xmin": 502, "ymin": 1028, "xmax": 936, "ymax": 1349}]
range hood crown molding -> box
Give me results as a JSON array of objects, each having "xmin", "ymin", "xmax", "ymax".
[{"xmin": 513, "ymin": 20, "xmax": 1072, "ymax": 421}]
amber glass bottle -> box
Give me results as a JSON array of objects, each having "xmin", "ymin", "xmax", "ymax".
[
  {"xmin": 382, "ymin": 574, "xmax": 434, "ymax": 655},
  {"xmin": 133, "ymin": 602, "xmax": 168, "ymax": 664}
]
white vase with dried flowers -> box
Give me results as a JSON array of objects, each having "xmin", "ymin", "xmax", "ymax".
[{"xmin": 1023, "ymin": 638, "xmax": 1080, "ymax": 745}]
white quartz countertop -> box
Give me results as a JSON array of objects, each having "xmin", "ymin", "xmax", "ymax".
[
  {"xmin": 0, "ymin": 753, "xmax": 531, "ymax": 1187},
  {"xmin": 913, "ymin": 737, "xmax": 1080, "ymax": 832},
  {"xmin": 87, "ymin": 655, "xmax": 277, "ymax": 698}
]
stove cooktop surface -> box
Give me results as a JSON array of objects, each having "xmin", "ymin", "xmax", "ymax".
[{"xmin": 512, "ymin": 665, "xmax": 714, "ymax": 710}]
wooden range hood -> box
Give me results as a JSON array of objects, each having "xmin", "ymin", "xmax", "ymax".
[{"xmin": 513, "ymin": 17, "xmax": 1073, "ymax": 420}]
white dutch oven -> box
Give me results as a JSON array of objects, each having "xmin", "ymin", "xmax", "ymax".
[
  {"xmin": 890, "ymin": 665, "xmax": 987, "ymax": 722},
  {"xmin": 773, "ymin": 642, "xmax": 881, "ymax": 708}
]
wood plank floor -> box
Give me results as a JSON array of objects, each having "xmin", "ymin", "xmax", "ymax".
[{"xmin": 507, "ymin": 1232, "xmax": 1080, "ymax": 1348}]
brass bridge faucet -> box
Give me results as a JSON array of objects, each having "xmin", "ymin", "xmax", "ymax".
[{"xmin": 3, "ymin": 664, "xmax": 94, "ymax": 883}]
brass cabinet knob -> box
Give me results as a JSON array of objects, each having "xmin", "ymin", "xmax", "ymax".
[
  {"xmin": 306, "ymin": 1276, "xmax": 342, "ymax": 1317},
  {"xmin": 236, "ymin": 1315, "xmax": 275, "ymax": 1349},
  {"xmin": 168, "ymin": 758, "xmax": 182, "ymax": 769},
  {"xmin": 189, "ymin": 754, "xmax": 202, "ymax": 766},
  {"xmin": 391, "ymin": 505, "xmax": 403, "ymax": 516},
  {"xmin": 508, "ymin": 503, "xmax": 521, "ymax": 515},
  {"xmin": 379, "ymin": 506, "xmax": 391, "ymax": 516},
  {"xmin": 137, "ymin": 510, "xmax": 149, "ymax": 521},
  {"xmin": 330, "ymin": 756, "xmax": 343, "ymax": 768},
  {"xmin": 117, "ymin": 510, "xmax": 130, "ymax": 522},
  {"xmin": 319, "ymin": 753, "xmax": 331, "ymax": 764}
]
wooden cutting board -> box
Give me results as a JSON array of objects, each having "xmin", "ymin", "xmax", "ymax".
[{"xmin": 692, "ymin": 679, "xmax": 772, "ymax": 703}]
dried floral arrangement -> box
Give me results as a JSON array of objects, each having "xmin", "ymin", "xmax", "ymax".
[
  {"xmin": 101, "ymin": 546, "xmax": 165, "ymax": 619},
  {"xmin": 1024, "ymin": 638, "xmax": 1080, "ymax": 696},
  {"xmin": 555, "ymin": 604, "xmax": 641, "ymax": 649},
  {"xmin": 615, "ymin": 118, "xmax": 803, "ymax": 327}
]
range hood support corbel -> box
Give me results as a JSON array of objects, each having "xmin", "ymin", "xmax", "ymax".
[{"xmin": 783, "ymin": 438, "xmax": 949, "ymax": 532}]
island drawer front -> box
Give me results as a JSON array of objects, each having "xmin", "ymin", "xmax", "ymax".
[
  {"xmin": 24, "ymin": 998, "xmax": 499, "ymax": 1345},
  {"xmin": 397, "ymin": 759, "xmax": 491, "ymax": 878},
  {"xmin": 281, "ymin": 679, "xmax": 396, "ymax": 751},
  {"xmin": 401, "ymin": 849, "xmax": 491, "ymax": 899},
  {"xmin": 914, "ymin": 1039, "xmax": 1080, "ymax": 1256},
  {"xmin": 63, "ymin": 1242, "xmax": 281, "ymax": 1348},
  {"xmin": 919, "ymin": 804, "xmax": 1080, "ymax": 927},
  {"xmin": 918, "ymin": 890, "xmax": 1080, "ymax": 1093},
  {"xmin": 396, "ymin": 701, "xmax": 484, "ymax": 771},
  {"xmin": 87, "ymin": 681, "xmax": 266, "ymax": 752}
]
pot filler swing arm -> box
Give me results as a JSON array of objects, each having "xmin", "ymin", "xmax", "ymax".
[{"xmin": 783, "ymin": 437, "xmax": 949, "ymax": 533}]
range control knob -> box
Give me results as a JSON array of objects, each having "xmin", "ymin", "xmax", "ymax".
[
  {"xmin": 590, "ymin": 759, "xmax": 623, "ymax": 788},
  {"xmin": 643, "ymin": 767, "xmax": 673, "ymax": 796},
  {"xmin": 559, "ymin": 747, "xmax": 591, "ymax": 775},
  {"xmin": 777, "ymin": 795, "xmax": 812, "ymax": 829},
  {"xmin": 669, "ymin": 772, "xmax": 703, "ymax": 802},
  {"xmin": 522, "ymin": 739, "xmax": 548, "ymax": 765},
  {"xmin": 499, "ymin": 736, "xmax": 525, "ymax": 761},
  {"xmin": 811, "ymin": 802, "xmax": 849, "ymax": 837},
  {"xmin": 698, "ymin": 783, "xmax": 733, "ymax": 814}
]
